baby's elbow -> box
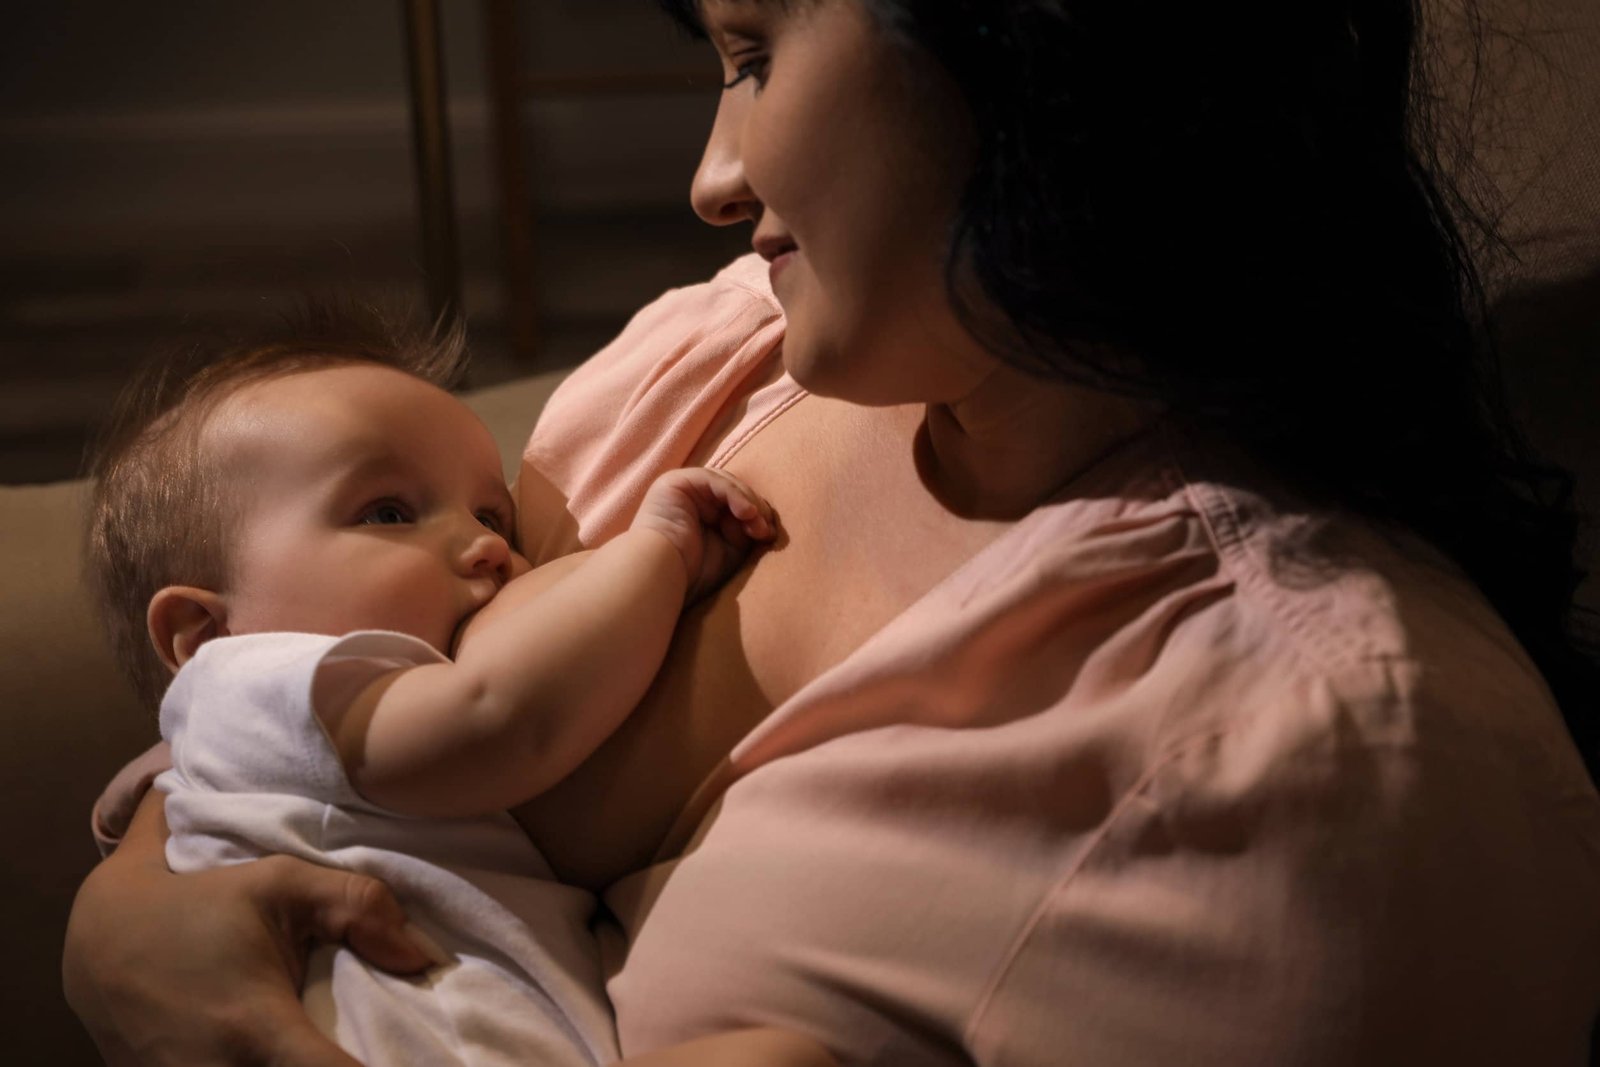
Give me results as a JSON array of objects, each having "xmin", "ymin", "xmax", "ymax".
[{"xmin": 460, "ymin": 677, "xmax": 539, "ymax": 753}]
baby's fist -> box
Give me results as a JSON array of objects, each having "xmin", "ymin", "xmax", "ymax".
[{"xmin": 632, "ymin": 467, "xmax": 776, "ymax": 602}]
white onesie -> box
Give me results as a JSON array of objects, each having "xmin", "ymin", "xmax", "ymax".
[{"xmin": 157, "ymin": 631, "xmax": 619, "ymax": 1066}]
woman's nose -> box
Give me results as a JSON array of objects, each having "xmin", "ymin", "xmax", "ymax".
[{"xmin": 690, "ymin": 94, "xmax": 760, "ymax": 226}]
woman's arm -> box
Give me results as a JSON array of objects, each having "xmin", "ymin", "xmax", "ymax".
[
  {"xmin": 620, "ymin": 1028, "xmax": 837, "ymax": 1067},
  {"xmin": 63, "ymin": 790, "xmax": 431, "ymax": 1066}
]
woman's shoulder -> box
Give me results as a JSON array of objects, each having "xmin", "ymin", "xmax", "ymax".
[
  {"xmin": 523, "ymin": 255, "xmax": 790, "ymax": 544},
  {"xmin": 972, "ymin": 459, "xmax": 1600, "ymax": 1061},
  {"xmin": 534, "ymin": 253, "xmax": 781, "ymax": 434},
  {"xmin": 973, "ymin": 447, "xmax": 1600, "ymax": 1061},
  {"xmin": 1149, "ymin": 444, "xmax": 1600, "ymax": 829}
]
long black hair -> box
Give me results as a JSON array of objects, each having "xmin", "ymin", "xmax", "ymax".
[{"xmin": 660, "ymin": 0, "xmax": 1599, "ymax": 783}]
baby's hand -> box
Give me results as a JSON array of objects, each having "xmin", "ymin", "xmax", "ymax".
[{"xmin": 632, "ymin": 467, "xmax": 776, "ymax": 602}]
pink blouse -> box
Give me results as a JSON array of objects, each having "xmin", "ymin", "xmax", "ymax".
[{"xmin": 529, "ymin": 255, "xmax": 1600, "ymax": 1065}]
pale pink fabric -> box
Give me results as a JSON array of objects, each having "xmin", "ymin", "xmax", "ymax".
[
  {"xmin": 529, "ymin": 255, "xmax": 1600, "ymax": 1065},
  {"xmin": 523, "ymin": 253, "xmax": 793, "ymax": 548}
]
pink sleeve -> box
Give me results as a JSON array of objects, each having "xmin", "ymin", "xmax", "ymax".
[
  {"xmin": 523, "ymin": 253, "xmax": 783, "ymax": 547},
  {"xmin": 966, "ymin": 687, "xmax": 1600, "ymax": 1065}
]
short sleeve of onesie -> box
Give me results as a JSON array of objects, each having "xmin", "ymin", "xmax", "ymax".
[{"xmin": 157, "ymin": 630, "xmax": 446, "ymax": 869}]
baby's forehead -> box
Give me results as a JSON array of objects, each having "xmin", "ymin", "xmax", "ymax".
[
  {"xmin": 196, "ymin": 368, "xmax": 359, "ymax": 460},
  {"xmin": 220, "ymin": 361, "xmax": 438, "ymax": 410},
  {"xmin": 203, "ymin": 363, "xmax": 441, "ymax": 438},
  {"xmin": 199, "ymin": 363, "xmax": 498, "ymax": 480}
]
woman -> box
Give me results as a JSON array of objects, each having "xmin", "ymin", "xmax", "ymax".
[{"xmin": 65, "ymin": 0, "xmax": 1600, "ymax": 1063}]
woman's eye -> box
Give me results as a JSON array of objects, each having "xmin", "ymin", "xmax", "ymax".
[
  {"xmin": 360, "ymin": 503, "xmax": 411, "ymax": 526},
  {"xmin": 722, "ymin": 56, "xmax": 769, "ymax": 92}
]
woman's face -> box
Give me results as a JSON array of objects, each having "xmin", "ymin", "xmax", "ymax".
[{"xmin": 690, "ymin": 0, "xmax": 995, "ymax": 405}]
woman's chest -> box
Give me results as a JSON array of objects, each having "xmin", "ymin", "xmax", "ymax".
[
  {"xmin": 514, "ymin": 396, "xmax": 1007, "ymax": 887},
  {"xmin": 723, "ymin": 396, "xmax": 1010, "ymax": 699}
]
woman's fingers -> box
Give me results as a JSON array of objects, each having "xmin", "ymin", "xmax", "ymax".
[
  {"xmin": 256, "ymin": 1016, "xmax": 369, "ymax": 1067},
  {"xmin": 63, "ymin": 789, "xmax": 427, "ymax": 1066},
  {"xmin": 255, "ymin": 854, "xmax": 437, "ymax": 975},
  {"xmin": 65, "ymin": 831, "xmax": 357, "ymax": 1065}
]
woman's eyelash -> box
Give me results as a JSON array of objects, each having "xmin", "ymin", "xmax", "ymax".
[{"xmin": 722, "ymin": 57, "xmax": 769, "ymax": 91}]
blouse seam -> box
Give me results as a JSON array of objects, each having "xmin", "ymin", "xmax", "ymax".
[
  {"xmin": 1175, "ymin": 467, "xmax": 1366, "ymax": 680},
  {"xmin": 963, "ymin": 726, "xmax": 1229, "ymax": 1050},
  {"xmin": 709, "ymin": 378, "xmax": 808, "ymax": 468},
  {"xmin": 961, "ymin": 715, "xmax": 1600, "ymax": 1052}
]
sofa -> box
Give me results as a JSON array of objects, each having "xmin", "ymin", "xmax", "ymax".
[{"xmin": 7, "ymin": 3, "xmax": 1599, "ymax": 1061}]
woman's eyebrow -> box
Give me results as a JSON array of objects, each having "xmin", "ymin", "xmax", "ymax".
[{"xmin": 699, "ymin": 0, "xmax": 768, "ymax": 31}]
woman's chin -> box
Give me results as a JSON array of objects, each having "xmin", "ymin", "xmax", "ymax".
[{"xmin": 783, "ymin": 345, "xmax": 961, "ymax": 409}]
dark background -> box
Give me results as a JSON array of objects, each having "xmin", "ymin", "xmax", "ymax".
[{"xmin": 0, "ymin": 0, "xmax": 744, "ymax": 484}]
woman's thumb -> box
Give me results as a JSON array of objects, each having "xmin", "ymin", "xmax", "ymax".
[{"xmin": 263, "ymin": 858, "xmax": 439, "ymax": 974}]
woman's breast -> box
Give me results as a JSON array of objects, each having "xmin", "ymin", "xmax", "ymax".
[{"xmin": 513, "ymin": 396, "xmax": 1006, "ymax": 889}]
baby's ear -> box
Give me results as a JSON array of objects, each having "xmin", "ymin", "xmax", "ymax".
[{"xmin": 146, "ymin": 586, "xmax": 229, "ymax": 674}]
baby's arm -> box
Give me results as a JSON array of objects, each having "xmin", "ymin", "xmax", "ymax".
[{"xmin": 319, "ymin": 467, "xmax": 773, "ymax": 818}]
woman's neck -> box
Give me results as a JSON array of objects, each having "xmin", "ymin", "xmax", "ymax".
[{"xmin": 915, "ymin": 365, "xmax": 1154, "ymax": 520}]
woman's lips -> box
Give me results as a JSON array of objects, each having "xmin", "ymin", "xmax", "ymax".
[{"xmin": 769, "ymin": 249, "xmax": 798, "ymax": 286}]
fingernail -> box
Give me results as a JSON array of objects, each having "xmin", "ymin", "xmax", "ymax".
[{"xmin": 402, "ymin": 922, "xmax": 454, "ymax": 967}]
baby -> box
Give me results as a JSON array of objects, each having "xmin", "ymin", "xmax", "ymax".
[{"xmin": 85, "ymin": 309, "xmax": 827, "ymax": 1067}]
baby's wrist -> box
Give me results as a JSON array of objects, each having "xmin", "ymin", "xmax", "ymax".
[{"xmin": 621, "ymin": 525, "xmax": 696, "ymax": 597}]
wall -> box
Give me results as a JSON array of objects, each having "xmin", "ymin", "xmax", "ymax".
[{"xmin": 0, "ymin": 1, "xmax": 743, "ymax": 483}]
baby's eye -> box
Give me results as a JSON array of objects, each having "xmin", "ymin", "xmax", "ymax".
[
  {"xmin": 475, "ymin": 511, "xmax": 506, "ymax": 536},
  {"xmin": 360, "ymin": 502, "xmax": 412, "ymax": 526}
]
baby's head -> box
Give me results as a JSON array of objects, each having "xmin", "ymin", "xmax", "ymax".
[{"xmin": 88, "ymin": 303, "xmax": 524, "ymax": 712}]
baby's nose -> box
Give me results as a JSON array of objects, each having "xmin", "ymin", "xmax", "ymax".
[{"xmin": 459, "ymin": 525, "xmax": 512, "ymax": 582}]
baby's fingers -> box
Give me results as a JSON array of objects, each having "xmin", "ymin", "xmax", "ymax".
[
  {"xmin": 717, "ymin": 508, "xmax": 755, "ymax": 553},
  {"xmin": 705, "ymin": 469, "xmax": 775, "ymax": 539}
]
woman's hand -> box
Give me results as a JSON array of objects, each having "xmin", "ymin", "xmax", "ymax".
[
  {"xmin": 63, "ymin": 790, "xmax": 433, "ymax": 1065},
  {"xmin": 621, "ymin": 1028, "xmax": 838, "ymax": 1067}
]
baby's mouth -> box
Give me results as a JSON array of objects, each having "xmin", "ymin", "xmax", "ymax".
[
  {"xmin": 449, "ymin": 598, "xmax": 493, "ymax": 656},
  {"xmin": 448, "ymin": 610, "xmax": 478, "ymax": 659}
]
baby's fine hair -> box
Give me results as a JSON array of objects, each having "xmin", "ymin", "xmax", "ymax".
[{"xmin": 85, "ymin": 299, "xmax": 467, "ymax": 713}]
